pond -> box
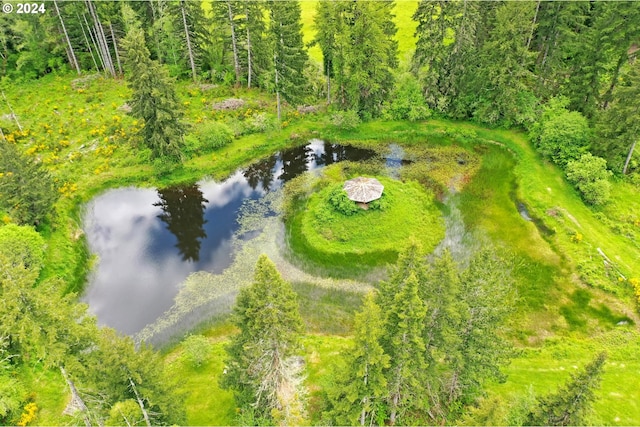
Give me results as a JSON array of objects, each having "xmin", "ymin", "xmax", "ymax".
[{"xmin": 82, "ymin": 140, "xmax": 376, "ymax": 335}]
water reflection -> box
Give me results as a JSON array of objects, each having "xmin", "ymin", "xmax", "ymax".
[
  {"xmin": 154, "ymin": 185, "xmax": 208, "ymax": 262},
  {"xmin": 244, "ymin": 155, "xmax": 277, "ymax": 192},
  {"xmin": 83, "ymin": 140, "xmax": 377, "ymax": 335},
  {"xmin": 280, "ymin": 144, "xmax": 314, "ymax": 182}
]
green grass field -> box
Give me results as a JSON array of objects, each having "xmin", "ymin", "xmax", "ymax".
[{"xmin": 289, "ymin": 172, "xmax": 444, "ymax": 271}]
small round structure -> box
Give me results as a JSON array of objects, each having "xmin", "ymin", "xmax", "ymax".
[{"xmin": 343, "ymin": 177, "xmax": 384, "ymax": 203}]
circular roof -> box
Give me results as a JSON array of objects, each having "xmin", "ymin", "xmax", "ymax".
[{"xmin": 343, "ymin": 177, "xmax": 384, "ymax": 203}]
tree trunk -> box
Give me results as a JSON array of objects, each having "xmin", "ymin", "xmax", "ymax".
[
  {"xmin": 360, "ymin": 364, "xmax": 370, "ymax": 426},
  {"xmin": 129, "ymin": 377, "xmax": 152, "ymax": 427},
  {"xmin": 245, "ymin": 2, "xmax": 252, "ymax": 88},
  {"xmin": 181, "ymin": 0, "xmax": 197, "ymax": 82},
  {"xmin": 623, "ymin": 139, "xmax": 637, "ymax": 175},
  {"xmin": 389, "ymin": 391, "xmax": 399, "ymax": 425},
  {"xmin": 274, "ymin": 50, "xmax": 281, "ymax": 121},
  {"xmin": 86, "ymin": 0, "xmax": 115, "ymax": 77},
  {"xmin": 1, "ymin": 91, "xmax": 22, "ymax": 131},
  {"xmin": 227, "ymin": 0, "xmax": 241, "ymax": 86},
  {"xmin": 53, "ymin": 0, "xmax": 80, "ymax": 74},
  {"xmin": 602, "ymin": 51, "xmax": 629, "ymax": 110},
  {"xmin": 82, "ymin": 13, "xmax": 104, "ymax": 72},
  {"xmin": 60, "ymin": 366, "xmax": 92, "ymax": 427},
  {"xmin": 526, "ymin": 0, "xmax": 540, "ymax": 51},
  {"xmin": 326, "ymin": 71, "xmax": 331, "ymax": 104},
  {"xmin": 109, "ymin": 22, "xmax": 122, "ymax": 75}
]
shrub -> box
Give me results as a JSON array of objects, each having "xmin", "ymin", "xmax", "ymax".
[
  {"xmin": 331, "ymin": 110, "xmax": 361, "ymax": 131},
  {"xmin": 0, "ymin": 141, "xmax": 58, "ymax": 226},
  {"xmin": 182, "ymin": 334, "xmax": 211, "ymax": 367},
  {"xmin": 195, "ymin": 121, "xmax": 233, "ymax": 150},
  {"xmin": 536, "ymin": 111, "xmax": 591, "ymax": 168},
  {"xmin": 248, "ymin": 112, "xmax": 276, "ymax": 134},
  {"xmin": 383, "ymin": 72, "xmax": 431, "ymax": 122},
  {"xmin": 631, "ymin": 278, "xmax": 640, "ymax": 308},
  {"xmin": 16, "ymin": 402, "xmax": 37, "ymax": 427},
  {"xmin": 367, "ymin": 194, "xmax": 389, "ymax": 211},
  {"xmin": 566, "ymin": 153, "xmax": 612, "ymax": 205},
  {"xmin": 328, "ymin": 186, "xmax": 360, "ymax": 216},
  {"xmin": 0, "ymin": 224, "xmax": 45, "ymax": 272}
]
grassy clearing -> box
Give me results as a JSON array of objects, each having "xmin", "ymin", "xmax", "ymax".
[
  {"xmin": 482, "ymin": 329, "xmax": 640, "ymax": 426},
  {"xmin": 288, "ymin": 171, "xmax": 444, "ymax": 272},
  {"xmin": 165, "ymin": 340, "xmax": 236, "ymax": 426},
  {"xmin": 162, "ymin": 287, "xmax": 360, "ymax": 426},
  {"xmin": 293, "ymin": 281, "xmax": 363, "ymax": 335}
]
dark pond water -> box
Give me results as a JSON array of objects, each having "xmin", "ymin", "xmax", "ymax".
[{"xmin": 83, "ymin": 140, "xmax": 376, "ymax": 335}]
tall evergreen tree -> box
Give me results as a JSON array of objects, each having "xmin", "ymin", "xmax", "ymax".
[
  {"xmin": 53, "ymin": 0, "xmax": 80, "ymax": 74},
  {"xmin": 221, "ymin": 255, "xmax": 306, "ymax": 423},
  {"xmin": 421, "ymin": 250, "xmax": 462, "ymax": 360},
  {"xmin": 419, "ymin": 250, "xmax": 463, "ymax": 423},
  {"xmin": 211, "ymin": 0, "xmax": 242, "ymax": 85},
  {"xmin": 530, "ymin": 1, "xmax": 589, "ymax": 100},
  {"xmin": 470, "ymin": 1, "xmax": 538, "ymax": 126},
  {"xmin": 240, "ymin": 0, "xmax": 269, "ymax": 89},
  {"xmin": 71, "ymin": 329, "xmax": 186, "ymax": 426},
  {"xmin": 326, "ymin": 292, "xmax": 390, "ymax": 426},
  {"xmin": 562, "ymin": 2, "xmax": 640, "ymax": 118},
  {"xmin": 413, "ymin": 0, "xmax": 483, "ymax": 113},
  {"xmin": 378, "ymin": 239, "xmax": 428, "ymax": 311},
  {"xmin": 343, "ymin": 0, "xmax": 397, "ymax": 118},
  {"xmin": 381, "ymin": 272, "xmax": 428, "ymax": 425},
  {"xmin": 0, "ymin": 141, "xmax": 58, "ymax": 226},
  {"xmin": 121, "ymin": 25, "xmax": 185, "ymax": 160},
  {"xmin": 524, "ymin": 352, "xmax": 607, "ymax": 426},
  {"xmin": 312, "ymin": 1, "xmax": 339, "ymax": 103},
  {"xmin": 267, "ymin": 0, "xmax": 308, "ymax": 120},
  {"xmin": 179, "ymin": 0, "xmax": 197, "ymax": 81},
  {"xmin": 315, "ymin": 0, "xmax": 397, "ymax": 117},
  {"xmin": 86, "ymin": 0, "xmax": 116, "ymax": 77},
  {"xmin": 594, "ymin": 59, "xmax": 640, "ymax": 175},
  {"xmin": 443, "ymin": 249, "xmax": 515, "ymax": 418}
]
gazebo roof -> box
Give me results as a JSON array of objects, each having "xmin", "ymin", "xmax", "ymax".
[{"xmin": 343, "ymin": 177, "xmax": 384, "ymax": 203}]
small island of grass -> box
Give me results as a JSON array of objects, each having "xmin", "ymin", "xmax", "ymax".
[{"xmin": 286, "ymin": 172, "xmax": 445, "ymax": 272}]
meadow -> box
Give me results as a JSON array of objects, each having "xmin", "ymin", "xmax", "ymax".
[{"xmin": 2, "ymin": 3, "xmax": 640, "ymax": 420}]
